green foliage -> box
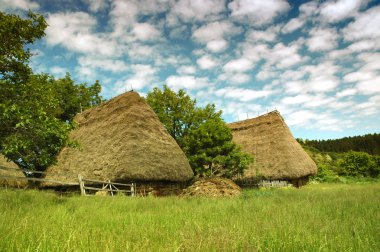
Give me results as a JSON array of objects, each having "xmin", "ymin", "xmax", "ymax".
[
  {"xmin": 0, "ymin": 74, "xmax": 72, "ymax": 173},
  {"xmin": 0, "ymin": 73, "xmax": 104, "ymax": 173},
  {"xmin": 303, "ymin": 143, "xmax": 380, "ymax": 182},
  {"xmin": 301, "ymin": 133, "xmax": 380, "ymax": 155},
  {"xmin": 53, "ymin": 73, "xmax": 104, "ymax": 122},
  {"xmin": 0, "ymin": 11, "xmax": 104, "ymax": 174},
  {"xmin": 146, "ymin": 85, "xmax": 252, "ymax": 178},
  {"xmin": 339, "ymin": 151, "xmax": 377, "ymax": 177},
  {"xmin": 0, "ymin": 11, "xmax": 46, "ymax": 83}
]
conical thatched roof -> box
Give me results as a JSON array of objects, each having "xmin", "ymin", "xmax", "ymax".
[
  {"xmin": 0, "ymin": 155, "xmax": 27, "ymax": 187},
  {"xmin": 43, "ymin": 91, "xmax": 193, "ymax": 185},
  {"xmin": 228, "ymin": 111, "xmax": 317, "ymax": 180}
]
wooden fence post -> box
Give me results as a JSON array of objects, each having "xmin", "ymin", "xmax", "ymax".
[
  {"xmin": 78, "ymin": 174, "xmax": 86, "ymax": 196},
  {"xmin": 131, "ymin": 182, "xmax": 135, "ymax": 197}
]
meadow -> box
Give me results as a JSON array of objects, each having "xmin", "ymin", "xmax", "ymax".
[{"xmin": 0, "ymin": 183, "xmax": 379, "ymax": 251}]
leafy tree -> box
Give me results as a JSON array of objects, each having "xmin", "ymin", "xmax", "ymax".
[
  {"xmin": 0, "ymin": 11, "xmax": 104, "ymax": 175},
  {"xmin": 0, "ymin": 11, "xmax": 46, "ymax": 83},
  {"xmin": 0, "ymin": 74, "xmax": 72, "ymax": 175},
  {"xmin": 1, "ymin": 73, "xmax": 104, "ymax": 175},
  {"xmin": 339, "ymin": 151, "xmax": 376, "ymax": 177},
  {"xmin": 146, "ymin": 85, "xmax": 252, "ymax": 178},
  {"xmin": 53, "ymin": 73, "xmax": 104, "ymax": 122}
]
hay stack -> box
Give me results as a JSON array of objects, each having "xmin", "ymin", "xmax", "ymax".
[
  {"xmin": 43, "ymin": 91, "xmax": 193, "ymax": 185},
  {"xmin": 228, "ymin": 111, "xmax": 317, "ymax": 181},
  {"xmin": 181, "ymin": 178, "xmax": 241, "ymax": 198},
  {"xmin": 0, "ymin": 155, "xmax": 27, "ymax": 187}
]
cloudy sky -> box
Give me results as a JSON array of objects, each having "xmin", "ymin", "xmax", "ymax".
[{"xmin": 2, "ymin": 0, "xmax": 380, "ymax": 140}]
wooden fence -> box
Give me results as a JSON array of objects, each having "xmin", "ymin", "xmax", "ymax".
[
  {"xmin": 0, "ymin": 165, "xmax": 136, "ymax": 197},
  {"xmin": 258, "ymin": 180, "xmax": 290, "ymax": 188}
]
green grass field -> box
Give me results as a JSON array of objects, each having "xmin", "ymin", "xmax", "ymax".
[{"xmin": 0, "ymin": 183, "xmax": 379, "ymax": 251}]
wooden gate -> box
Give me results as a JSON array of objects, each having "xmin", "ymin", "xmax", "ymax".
[{"xmin": 77, "ymin": 175, "xmax": 136, "ymax": 197}]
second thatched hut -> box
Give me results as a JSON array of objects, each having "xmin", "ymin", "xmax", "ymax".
[{"xmin": 228, "ymin": 111, "xmax": 317, "ymax": 187}]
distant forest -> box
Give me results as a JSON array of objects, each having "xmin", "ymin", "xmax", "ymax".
[{"xmin": 299, "ymin": 133, "xmax": 380, "ymax": 155}]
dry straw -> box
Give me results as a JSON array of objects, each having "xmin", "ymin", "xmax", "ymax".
[
  {"xmin": 43, "ymin": 91, "xmax": 193, "ymax": 186},
  {"xmin": 228, "ymin": 111, "xmax": 317, "ymax": 180},
  {"xmin": 0, "ymin": 155, "xmax": 27, "ymax": 187}
]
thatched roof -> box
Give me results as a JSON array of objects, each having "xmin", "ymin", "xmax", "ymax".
[
  {"xmin": 0, "ymin": 155, "xmax": 27, "ymax": 187},
  {"xmin": 228, "ymin": 111, "xmax": 317, "ymax": 180},
  {"xmin": 43, "ymin": 91, "xmax": 193, "ymax": 185}
]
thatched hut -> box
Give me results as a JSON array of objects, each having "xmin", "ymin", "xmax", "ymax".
[
  {"xmin": 0, "ymin": 155, "xmax": 27, "ymax": 188},
  {"xmin": 228, "ymin": 111, "xmax": 317, "ymax": 187},
  {"xmin": 43, "ymin": 91, "xmax": 193, "ymax": 194}
]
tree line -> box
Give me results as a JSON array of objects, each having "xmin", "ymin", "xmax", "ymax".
[{"xmin": 298, "ymin": 133, "xmax": 380, "ymax": 155}]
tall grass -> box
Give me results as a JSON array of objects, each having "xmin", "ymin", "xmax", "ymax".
[{"xmin": 0, "ymin": 183, "xmax": 379, "ymax": 251}]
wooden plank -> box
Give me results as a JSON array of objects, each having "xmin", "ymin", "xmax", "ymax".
[
  {"xmin": 81, "ymin": 178, "xmax": 133, "ymax": 187},
  {"xmin": 82, "ymin": 186, "xmax": 131, "ymax": 193}
]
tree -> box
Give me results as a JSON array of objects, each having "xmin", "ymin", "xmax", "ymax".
[
  {"xmin": 339, "ymin": 151, "xmax": 375, "ymax": 177},
  {"xmin": 1, "ymin": 73, "xmax": 104, "ymax": 175},
  {"xmin": 0, "ymin": 11, "xmax": 104, "ymax": 177},
  {"xmin": 146, "ymin": 85, "xmax": 252, "ymax": 178},
  {"xmin": 0, "ymin": 74, "xmax": 73, "ymax": 175},
  {"xmin": 0, "ymin": 11, "xmax": 47, "ymax": 83},
  {"xmin": 53, "ymin": 73, "xmax": 104, "ymax": 122}
]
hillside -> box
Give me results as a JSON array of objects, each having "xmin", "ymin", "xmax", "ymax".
[{"xmin": 298, "ymin": 133, "xmax": 380, "ymax": 155}]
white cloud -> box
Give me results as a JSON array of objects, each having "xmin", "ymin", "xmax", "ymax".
[
  {"xmin": 282, "ymin": 62, "xmax": 340, "ymax": 94},
  {"xmin": 228, "ymin": 0, "xmax": 290, "ymax": 26},
  {"xmin": 343, "ymin": 5, "xmax": 380, "ymax": 41},
  {"xmin": 168, "ymin": 0, "xmax": 225, "ymax": 24},
  {"xmin": 177, "ymin": 65, "xmax": 196, "ymax": 75},
  {"xmin": 114, "ymin": 64, "xmax": 158, "ymax": 94},
  {"xmin": 110, "ymin": 0, "xmax": 168, "ymax": 37},
  {"xmin": 336, "ymin": 88, "xmax": 358, "ymax": 98},
  {"xmin": 46, "ymin": 12, "xmax": 117, "ymax": 56},
  {"xmin": 344, "ymin": 70, "xmax": 375, "ymax": 82},
  {"xmin": 266, "ymin": 43, "xmax": 305, "ymax": 69},
  {"xmin": 166, "ymin": 75, "xmax": 209, "ymax": 90},
  {"xmin": 127, "ymin": 44, "xmax": 155, "ymax": 59},
  {"xmin": 83, "ymin": 0, "xmax": 107, "ymax": 12},
  {"xmin": 347, "ymin": 39, "xmax": 380, "ymax": 52},
  {"xmin": 206, "ymin": 39, "xmax": 228, "ymax": 52},
  {"xmin": 223, "ymin": 58, "xmax": 253, "ymax": 72},
  {"xmin": 356, "ymin": 95, "xmax": 380, "ymax": 115},
  {"xmin": 299, "ymin": 1, "xmax": 320, "ymax": 17},
  {"xmin": 216, "ymin": 87, "xmax": 274, "ymax": 102},
  {"xmin": 239, "ymin": 43, "xmax": 268, "ymax": 64},
  {"xmin": 192, "ymin": 20, "xmax": 242, "ymax": 44},
  {"xmin": 197, "ymin": 55, "xmax": 218, "ymax": 69},
  {"xmin": 356, "ymin": 76, "xmax": 380, "ymax": 95},
  {"xmin": 320, "ymin": 0, "xmax": 366, "ymax": 23},
  {"xmin": 307, "ymin": 28, "xmax": 339, "ymax": 52},
  {"xmin": 282, "ymin": 18, "xmax": 305, "ymax": 33},
  {"xmin": 50, "ymin": 66, "xmax": 67, "ymax": 78},
  {"xmin": 131, "ymin": 22, "xmax": 161, "ymax": 41},
  {"xmin": 281, "ymin": 94, "xmax": 334, "ymax": 108},
  {"xmin": 246, "ymin": 26, "xmax": 280, "ymax": 42},
  {"xmin": 218, "ymin": 72, "xmax": 251, "ymax": 84},
  {"xmin": 0, "ymin": 0, "xmax": 39, "ymax": 11},
  {"xmin": 78, "ymin": 55, "xmax": 129, "ymax": 73}
]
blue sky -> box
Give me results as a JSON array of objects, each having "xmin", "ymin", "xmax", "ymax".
[{"xmin": 2, "ymin": 0, "xmax": 380, "ymax": 140}]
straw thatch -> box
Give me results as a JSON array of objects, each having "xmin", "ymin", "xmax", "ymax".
[
  {"xmin": 228, "ymin": 111, "xmax": 317, "ymax": 181},
  {"xmin": 180, "ymin": 178, "xmax": 241, "ymax": 198},
  {"xmin": 43, "ymin": 91, "xmax": 193, "ymax": 186},
  {"xmin": 0, "ymin": 155, "xmax": 27, "ymax": 187}
]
